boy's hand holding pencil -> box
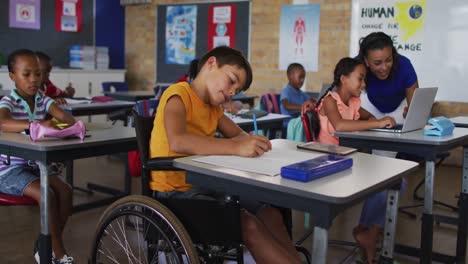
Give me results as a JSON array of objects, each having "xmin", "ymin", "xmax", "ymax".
[{"xmin": 232, "ymin": 115, "xmax": 272, "ymax": 157}]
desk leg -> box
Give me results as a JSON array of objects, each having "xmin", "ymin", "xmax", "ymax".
[
  {"xmin": 421, "ymin": 160, "xmax": 435, "ymax": 264},
  {"xmin": 381, "ymin": 189, "xmax": 399, "ymax": 263},
  {"xmin": 312, "ymin": 226, "xmax": 328, "ymax": 264},
  {"xmin": 38, "ymin": 161, "xmax": 52, "ymax": 264},
  {"xmin": 456, "ymin": 147, "xmax": 468, "ymax": 263}
]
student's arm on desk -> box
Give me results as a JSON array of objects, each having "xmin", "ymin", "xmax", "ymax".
[
  {"xmin": 0, "ymin": 108, "xmax": 31, "ymax": 132},
  {"xmin": 164, "ymin": 95, "xmax": 271, "ymax": 158},
  {"xmin": 323, "ymin": 96, "xmax": 395, "ymax": 131},
  {"xmin": 48, "ymin": 103, "xmax": 76, "ymax": 126}
]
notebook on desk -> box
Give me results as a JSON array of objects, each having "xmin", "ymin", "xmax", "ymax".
[{"xmin": 370, "ymin": 87, "xmax": 438, "ymax": 133}]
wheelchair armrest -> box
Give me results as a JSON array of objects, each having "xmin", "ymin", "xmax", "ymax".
[{"xmin": 145, "ymin": 157, "xmax": 184, "ymax": 171}]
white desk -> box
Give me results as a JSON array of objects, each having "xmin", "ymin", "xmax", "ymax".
[
  {"xmin": 0, "ymin": 125, "xmax": 136, "ymax": 263},
  {"xmin": 62, "ymin": 100, "xmax": 135, "ymax": 116},
  {"xmin": 174, "ymin": 139, "xmax": 418, "ymax": 263},
  {"xmin": 228, "ymin": 113, "xmax": 290, "ymax": 132},
  {"xmin": 451, "ymin": 116, "xmax": 468, "ymax": 128},
  {"xmin": 335, "ymin": 127, "xmax": 468, "ymax": 263}
]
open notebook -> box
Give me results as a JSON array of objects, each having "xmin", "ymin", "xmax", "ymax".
[{"xmin": 193, "ymin": 140, "xmax": 323, "ymax": 176}]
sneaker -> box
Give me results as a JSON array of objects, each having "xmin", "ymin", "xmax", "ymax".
[
  {"xmin": 33, "ymin": 250, "xmax": 55, "ymax": 264},
  {"xmin": 55, "ymin": 254, "xmax": 74, "ymax": 264}
]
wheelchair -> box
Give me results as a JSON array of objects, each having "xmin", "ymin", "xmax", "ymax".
[{"xmin": 89, "ymin": 105, "xmax": 311, "ymax": 264}]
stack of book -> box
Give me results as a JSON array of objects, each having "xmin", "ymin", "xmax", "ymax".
[
  {"xmin": 96, "ymin": 46, "xmax": 109, "ymax": 70},
  {"xmin": 69, "ymin": 46, "xmax": 109, "ymax": 70}
]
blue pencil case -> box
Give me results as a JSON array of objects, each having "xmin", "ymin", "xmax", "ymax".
[{"xmin": 281, "ymin": 155, "xmax": 353, "ymax": 182}]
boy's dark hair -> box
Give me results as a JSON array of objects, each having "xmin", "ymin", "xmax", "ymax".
[
  {"xmin": 35, "ymin": 51, "xmax": 52, "ymax": 64},
  {"xmin": 7, "ymin": 49, "xmax": 36, "ymax": 73},
  {"xmin": 308, "ymin": 57, "xmax": 364, "ymax": 140},
  {"xmin": 188, "ymin": 59, "xmax": 199, "ymax": 80},
  {"xmin": 198, "ymin": 46, "xmax": 253, "ymax": 91},
  {"xmin": 356, "ymin": 32, "xmax": 399, "ymax": 79},
  {"xmin": 286, "ymin": 63, "xmax": 305, "ymax": 75}
]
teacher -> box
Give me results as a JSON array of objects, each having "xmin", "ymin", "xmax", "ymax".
[{"xmin": 357, "ymin": 31, "xmax": 418, "ymax": 124}]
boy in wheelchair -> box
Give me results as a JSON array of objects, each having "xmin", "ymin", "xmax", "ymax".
[{"xmin": 149, "ymin": 46, "xmax": 301, "ymax": 264}]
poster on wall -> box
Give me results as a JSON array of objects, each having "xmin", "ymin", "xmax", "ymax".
[
  {"xmin": 9, "ymin": 0, "xmax": 41, "ymax": 30},
  {"xmin": 165, "ymin": 5, "xmax": 197, "ymax": 65},
  {"xmin": 55, "ymin": 0, "xmax": 82, "ymax": 32},
  {"xmin": 349, "ymin": 0, "xmax": 426, "ymax": 57},
  {"xmin": 279, "ymin": 4, "xmax": 320, "ymax": 72},
  {"xmin": 207, "ymin": 4, "xmax": 237, "ymax": 50}
]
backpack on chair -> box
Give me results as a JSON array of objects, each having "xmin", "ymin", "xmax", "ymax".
[{"xmin": 260, "ymin": 93, "xmax": 280, "ymax": 114}]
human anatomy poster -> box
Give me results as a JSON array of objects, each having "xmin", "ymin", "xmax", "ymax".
[{"xmin": 279, "ymin": 4, "xmax": 320, "ymax": 71}]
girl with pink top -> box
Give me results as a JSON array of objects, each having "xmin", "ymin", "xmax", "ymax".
[{"xmin": 308, "ymin": 57, "xmax": 396, "ymax": 263}]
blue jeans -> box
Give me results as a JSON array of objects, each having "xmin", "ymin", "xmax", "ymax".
[{"xmin": 359, "ymin": 178, "xmax": 407, "ymax": 228}]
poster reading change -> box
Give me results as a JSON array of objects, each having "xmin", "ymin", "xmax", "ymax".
[
  {"xmin": 350, "ymin": 0, "xmax": 426, "ymax": 56},
  {"xmin": 165, "ymin": 5, "xmax": 197, "ymax": 65}
]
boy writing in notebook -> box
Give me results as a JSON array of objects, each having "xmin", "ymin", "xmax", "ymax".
[{"xmin": 150, "ymin": 46, "xmax": 301, "ymax": 263}]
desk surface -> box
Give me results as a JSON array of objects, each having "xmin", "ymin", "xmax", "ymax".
[
  {"xmin": 0, "ymin": 124, "xmax": 136, "ymax": 156},
  {"xmin": 174, "ymin": 139, "xmax": 418, "ymax": 204},
  {"xmin": 103, "ymin": 90, "xmax": 155, "ymax": 102},
  {"xmin": 229, "ymin": 113, "xmax": 289, "ymax": 125},
  {"xmin": 335, "ymin": 126, "xmax": 468, "ymax": 146},
  {"xmin": 62, "ymin": 100, "xmax": 135, "ymax": 116},
  {"xmin": 451, "ymin": 116, "xmax": 468, "ymax": 127}
]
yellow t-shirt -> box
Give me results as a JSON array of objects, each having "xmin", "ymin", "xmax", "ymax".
[{"xmin": 149, "ymin": 82, "xmax": 224, "ymax": 192}]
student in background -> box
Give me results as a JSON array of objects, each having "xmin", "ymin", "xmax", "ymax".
[
  {"xmin": 0, "ymin": 49, "xmax": 76, "ymax": 264},
  {"xmin": 35, "ymin": 51, "xmax": 76, "ymax": 105},
  {"xmin": 308, "ymin": 58, "xmax": 395, "ymax": 263},
  {"xmin": 280, "ymin": 63, "xmax": 310, "ymax": 118},
  {"xmin": 150, "ymin": 46, "xmax": 301, "ymax": 264}
]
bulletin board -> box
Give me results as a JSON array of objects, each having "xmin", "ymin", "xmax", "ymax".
[
  {"xmin": 0, "ymin": 0, "xmax": 94, "ymax": 67},
  {"xmin": 156, "ymin": 0, "xmax": 251, "ymax": 83}
]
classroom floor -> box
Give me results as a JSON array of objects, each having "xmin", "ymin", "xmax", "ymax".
[{"xmin": 0, "ymin": 155, "xmax": 464, "ymax": 263}]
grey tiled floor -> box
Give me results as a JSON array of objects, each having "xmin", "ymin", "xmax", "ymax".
[{"xmin": 0, "ymin": 156, "xmax": 464, "ymax": 263}]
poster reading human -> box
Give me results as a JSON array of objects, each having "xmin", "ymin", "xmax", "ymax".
[
  {"xmin": 207, "ymin": 4, "xmax": 236, "ymax": 50},
  {"xmin": 279, "ymin": 4, "xmax": 320, "ymax": 71},
  {"xmin": 165, "ymin": 5, "xmax": 197, "ymax": 65},
  {"xmin": 55, "ymin": 0, "xmax": 82, "ymax": 32},
  {"xmin": 9, "ymin": 0, "xmax": 41, "ymax": 30}
]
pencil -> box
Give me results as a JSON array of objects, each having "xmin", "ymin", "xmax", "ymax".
[{"xmin": 253, "ymin": 114, "xmax": 258, "ymax": 135}]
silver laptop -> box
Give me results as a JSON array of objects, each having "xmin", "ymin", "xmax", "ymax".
[{"xmin": 370, "ymin": 87, "xmax": 438, "ymax": 133}]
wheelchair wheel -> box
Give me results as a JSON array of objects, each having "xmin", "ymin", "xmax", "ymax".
[{"xmin": 90, "ymin": 195, "xmax": 199, "ymax": 264}]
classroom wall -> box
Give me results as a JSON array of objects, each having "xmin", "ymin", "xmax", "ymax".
[{"xmin": 124, "ymin": 0, "xmax": 352, "ymax": 94}]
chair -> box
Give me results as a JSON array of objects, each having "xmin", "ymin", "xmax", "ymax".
[
  {"xmin": 397, "ymin": 152, "xmax": 455, "ymax": 220},
  {"xmin": 153, "ymin": 83, "xmax": 171, "ymax": 99},
  {"xmin": 0, "ymin": 193, "xmax": 36, "ymax": 206},
  {"xmin": 101, "ymin": 82, "xmax": 129, "ymax": 92},
  {"xmin": 90, "ymin": 106, "xmax": 244, "ymax": 263},
  {"xmin": 259, "ymin": 93, "xmax": 284, "ymax": 138},
  {"xmin": 101, "ymin": 82, "xmax": 131, "ymax": 125}
]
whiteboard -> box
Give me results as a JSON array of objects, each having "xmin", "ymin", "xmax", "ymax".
[{"xmin": 350, "ymin": 0, "xmax": 468, "ymax": 102}]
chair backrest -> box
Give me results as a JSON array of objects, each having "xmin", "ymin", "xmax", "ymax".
[
  {"xmin": 153, "ymin": 83, "xmax": 171, "ymax": 99},
  {"xmin": 260, "ymin": 93, "xmax": 280, "ymax": 114},
  {"xmin": 301, "ymin": 111, "xmax": 314, "ymax": 142},
  {"xmin": 101, "ymin": 82, "xmax": 129, "ymax": 92},
  {"xmin": 132, "ymin": 109, "xmax": 155, "ymax": 196},
  {"xmin": 135, "ymin": 99, "xmax": 159, "ymax": 117}
]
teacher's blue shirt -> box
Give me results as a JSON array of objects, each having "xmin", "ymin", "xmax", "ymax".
[{"xmin": 366, "ymin": 55, "xmax": 417, "ymax": 113}]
